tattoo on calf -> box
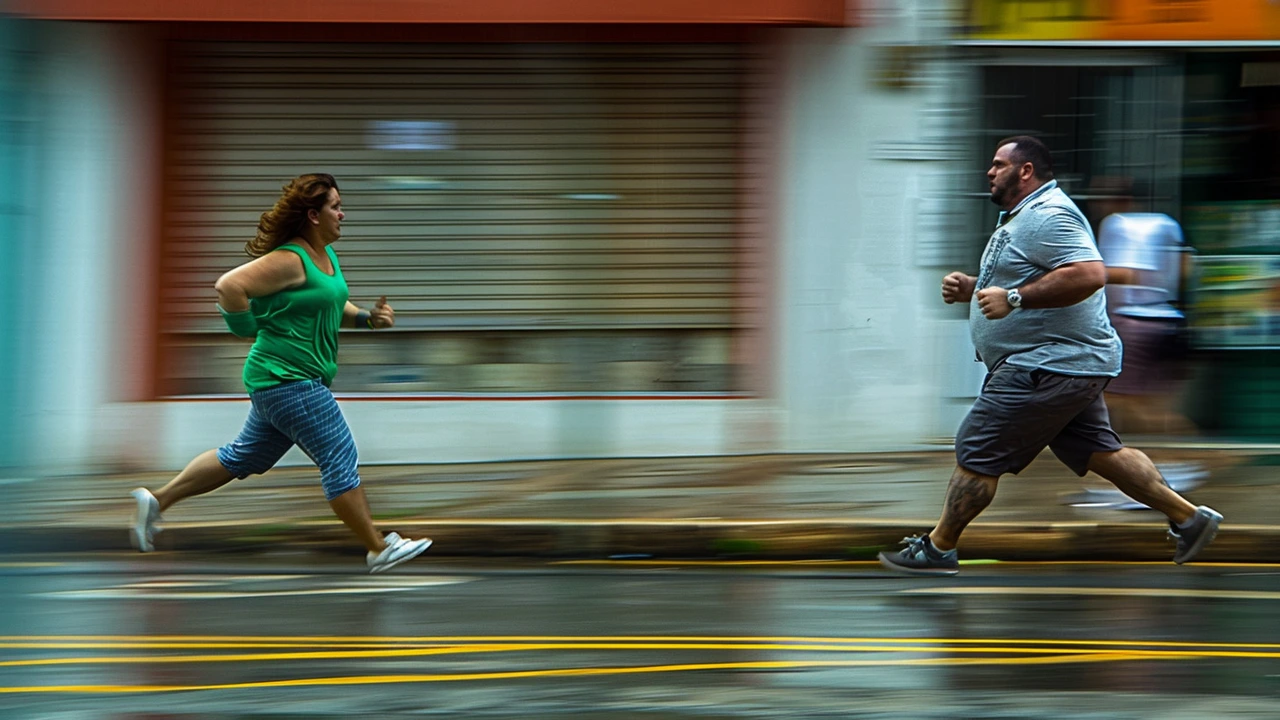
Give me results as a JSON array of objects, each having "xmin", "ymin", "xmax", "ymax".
[{"xmin": 939, "ymin": 471, "xmax": 996, "ymax": 537}]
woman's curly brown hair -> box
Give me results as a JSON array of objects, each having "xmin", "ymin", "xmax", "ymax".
[{"xmin": 245, "ymin": 173, "xmax": 339, "ymax": 257}]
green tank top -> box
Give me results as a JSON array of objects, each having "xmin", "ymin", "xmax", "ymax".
[{"xmin": 241, "ymin": 243, "xmax": 349, "ymax": 393}]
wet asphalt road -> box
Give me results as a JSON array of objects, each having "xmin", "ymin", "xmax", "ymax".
[{"xmin": 1, "ymin": 554, "xmax": 1278, "ymax": 718}]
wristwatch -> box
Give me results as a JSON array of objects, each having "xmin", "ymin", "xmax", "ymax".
[{"xmin": 1006, "ymin": 288, "xmax": 1023, "ymax": 309}]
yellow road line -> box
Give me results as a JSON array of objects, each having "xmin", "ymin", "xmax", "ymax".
[
  {"xmin": 0, "ymin": 653, "xmax": 1176, "ymax": 694},
  {"xmin": 0, "ymin": 643, "xmax": 1226, "ymax": 668},
  {"xmin": 0, "ymin": 642, "xmax": 456, "ymax": 650},
  {"xmin": 4, "ymin": 635, "xmax": 1279, "ymax": 650}
]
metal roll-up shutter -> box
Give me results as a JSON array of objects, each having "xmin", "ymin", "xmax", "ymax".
[{"xmin": 160, "ymin": 41, "xmax": 747, "ymax": 395}]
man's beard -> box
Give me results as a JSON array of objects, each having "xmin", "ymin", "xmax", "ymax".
[{"xmin": 989, "ymin": 180, "xmax": 1013, "ymax": 207}]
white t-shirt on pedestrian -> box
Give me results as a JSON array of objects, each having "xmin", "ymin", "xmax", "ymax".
[{"xmin": 1096, "ymin": 212, "xmax": 1186, "ymax": 320}]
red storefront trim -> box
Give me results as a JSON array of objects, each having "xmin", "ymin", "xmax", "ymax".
[{"xmin": 10, "ymin": 0, "xmax": 853, "ymax": 27}]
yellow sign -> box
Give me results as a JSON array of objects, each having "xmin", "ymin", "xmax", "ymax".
[{"xmin": 963, "ymin": 0, "xmax": 1280, "ymax": 41}]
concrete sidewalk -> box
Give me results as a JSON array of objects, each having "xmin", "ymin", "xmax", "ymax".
[{"xmin": 3, "ymin": 445, "xmax": 1278, "ymax": 562}]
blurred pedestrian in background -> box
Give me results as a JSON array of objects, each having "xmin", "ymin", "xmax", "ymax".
[{"xmin": 1067, "ymin": 176, "xmax": 1208, "ymax": 510}]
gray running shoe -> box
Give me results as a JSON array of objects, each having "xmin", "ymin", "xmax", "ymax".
[
  {"xmin": 1170, "ymin": 506, "xmax": 1223, "ymax": 565},
  {"xmin": 878, "ymin": 533, "xmax": 959, "ymax": 576}
]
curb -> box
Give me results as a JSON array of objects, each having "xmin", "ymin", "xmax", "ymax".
[{"xmin": 2, "ymin": 520, "xmax": 1276, "ymax": 563}]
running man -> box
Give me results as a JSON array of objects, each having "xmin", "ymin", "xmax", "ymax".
[{"xmin": 878, "ymin": 137, "xmax": 1222, "ymax": 576}]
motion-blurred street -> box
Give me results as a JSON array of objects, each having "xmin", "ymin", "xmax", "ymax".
[{"xmin": 3, "ymin": 556, "xmax": 1279, "ymax": 718}]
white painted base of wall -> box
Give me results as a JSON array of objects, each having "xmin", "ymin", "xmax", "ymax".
[
  {"xmin": 77, "ymin": 395, "xmax": 949, "ymax": 475},
  {"xmin": 93, "ymin": 399, "xmax": 765, "ymax": 472}
]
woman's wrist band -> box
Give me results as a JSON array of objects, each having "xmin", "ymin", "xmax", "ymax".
[
  {"xmin": 356, "ymin": 310, "xmax": 374, "ymax": 329},
  {"xmin": 217, "ymin": 304, "xmax": 258, "ymax": 338}
]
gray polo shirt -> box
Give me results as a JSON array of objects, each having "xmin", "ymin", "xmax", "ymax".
[{"xmin": 970, "ymin": 180, "xmax": 1122, "ymax": 377}]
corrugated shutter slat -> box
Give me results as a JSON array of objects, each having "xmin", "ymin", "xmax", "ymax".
[{"xmin": 162, "ymin": 41, "xmax": 744, "ymax": 334}]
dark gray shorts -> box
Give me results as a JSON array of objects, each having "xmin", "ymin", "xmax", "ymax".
[{"xmin": 956, "ymin": 364, "xmax": 1124, "ymax": 477}]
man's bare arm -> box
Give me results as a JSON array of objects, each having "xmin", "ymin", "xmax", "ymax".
[{"xmin": 1018, "ymin": 260, "xmax": 1106, "ymax": 309}]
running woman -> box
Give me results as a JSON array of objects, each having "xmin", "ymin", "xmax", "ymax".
[{"xmin": 130, "ymin": 173, "xmax": 432, "ymax": 573}]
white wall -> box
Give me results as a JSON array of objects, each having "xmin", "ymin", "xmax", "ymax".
[
  {"xmin": 23, "ymin": 22, "xmax": 161, "ymax": 474},
  {"xmin": 772, "ymin": 12, "xmax": 980, "ymax": 453},
  {"xmin": 102, "ymin": 399, "xmax": 740, "ymax": 469}
]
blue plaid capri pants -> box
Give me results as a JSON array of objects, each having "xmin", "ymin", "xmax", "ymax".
[{"xmin": 216, "ymin": 379, "xmax": 361, "ymax": 500}]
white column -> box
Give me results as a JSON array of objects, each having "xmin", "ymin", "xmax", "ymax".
[
  {"xmin": 24, "ymin": 22, "xmax": 161, "ymax": 474},
  {"xmin": 773, "ymin": 17, "xmax": 960, "ymax": 452}
]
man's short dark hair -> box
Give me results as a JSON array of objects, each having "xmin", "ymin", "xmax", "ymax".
[{"xmin": 996, "ymin": 135, "xmax": 1054, "ymax": 181}]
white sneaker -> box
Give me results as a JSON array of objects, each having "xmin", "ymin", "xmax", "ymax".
[
  {"xmin": 367, "ymin": 532, "xmax": 433, "ymax": 574},
  {"xmin": 129, "ymin": 488, "xmax": 162, "ymax": 552}
]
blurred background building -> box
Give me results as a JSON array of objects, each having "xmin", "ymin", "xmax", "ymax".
[
  {"xmin": 0, "ymin": 13, "xmax": 32, "ymax": 475},
  {"xmin": 3, "ymin": 0, "xmax": 1280, "ymax": 475}
]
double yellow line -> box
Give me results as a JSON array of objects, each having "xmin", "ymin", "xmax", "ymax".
[{"xmin": 2, "ymin": 635, "xmax": 1275, "ymax": 693}]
